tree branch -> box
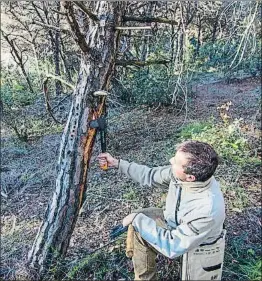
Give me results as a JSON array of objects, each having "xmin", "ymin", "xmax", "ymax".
[
  {"xmin": 115, "ymin": 26, "xmax": 152, "ymax": 30},
  {"xmin": 123, "ymin": 15, "xmax": 178, "ymax": 25},
  {"xmin": 63, "ymin": 1, "xmax": 90, "ymax": 53},
  {"xmin": 73, "ymin": 1, "xmax": 99, "ymax": 22},
  {"xmin": 116, "ymin": 60, "xmax": 170, "ymax": 67},
  {"xmin": 46, "ymin": 73, "xmax": 75, "ymax": 90},
  {"xmin": 9, "ymin": 33, "xmax": 32, "ymax": 44},
  {"xmin": 51, "ymin": 93, "xmax": 72, "ymax": 112},
  {"xmin": 31, "ymin": 20, "xmax": 69, "ymax": 33},
  {"xmin": 32, "ymin": 2, "xmax": 45, "ymax": 23},
  {"xmin": 42, "ymin": 78, "xmax": 62, "ymax": 124},
  {"xmin": 50, "ymin": 8, "xmax": 67, "ymax": 16}
]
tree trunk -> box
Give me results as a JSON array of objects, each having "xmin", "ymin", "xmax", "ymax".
[
  {"xmin": 60, "ymin": 38, "xmax": 73, "ymax": 84},
  {"xmin": 196, "ymin": 17, "xmax": 202, "ymax": 56},
  {"xmin": 41, "ymin": 1, "xmax": 62, "ymax": 96},
  {"xmin": 54, "ymin": 1, "xmax": 62, "ymax": 96},
  {"xmin": 20, "ymin": 64, "xmax": 35, "ymax": 94},
  {"xmin": 212, "ymin": 15, "xmax": 219, "ymax": 43},
  {"xmin": 27, "ymin": 1, "xmax": 126, "ymax": 277},
  {"xmin": 140, "ymin": 2, "xmax": 154, "ymax": 62},
  {"xmin": 45, "ymin": 1, "xmax": 62, "ymax": 96}
]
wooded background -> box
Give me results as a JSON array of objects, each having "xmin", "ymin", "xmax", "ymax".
[{"xmin": 1, "ymin": 1, "xmax": 261, "ymax": 280}]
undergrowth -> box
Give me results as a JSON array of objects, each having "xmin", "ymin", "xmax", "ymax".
[
  {"xmin": 62, "ymin": 243, "xmax": 132, "ymax": 280},
  {"xmin": 224, "ymin": 225, "xmax": 261, "ymax": 281},
  {"xmin": 240, "ymin": 258, "xmax": 261, "ymax": 281},
  {"xmin": 180, "ymin": 118, "xmax": 253, "ymax": 166}
]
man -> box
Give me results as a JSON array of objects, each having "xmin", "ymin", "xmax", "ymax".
[{"xmin": 98, "ymin": 140, "xmax": 226, "ymax": 280}]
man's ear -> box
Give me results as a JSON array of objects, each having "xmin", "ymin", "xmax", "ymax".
[{"xmin": 186, "ymin": 174, "xmax": 196, "ymax": 182}]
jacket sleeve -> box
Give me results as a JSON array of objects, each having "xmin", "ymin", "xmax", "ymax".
[
  {"xmin": 132, "ymin": 212, "xmax": 215, "ymax": 259},
  {"xmin": 118, "ymin": 159, "xmax": 171, "ymax": 188}
]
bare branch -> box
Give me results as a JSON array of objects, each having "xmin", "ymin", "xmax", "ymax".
[
  {"xmin": 116, "ymin": 60, "xmax": 170, "ymax": 67},
  {"xmin": 229, "ymin": 1, "xmax": 258, "ymax": 69},
  {"xmin": 32, "ymin": 2, "xmax": 45, "ymax": 23},
  {"xmin": 9, "ymin": 33, "xmax": 32, "ymax": 44},
  {"xmin": 115, "ymin": 26, "xmax": 152, "ymax": 30},
  {"xmin": 22, "ymin": 54, "xmax": 29, "ymax": 67},
  {"xmin": 31, "ymin": 20, "xmax": 69, "ymax": 33},
  {"xmin": 46, "ymin": 73, "xmax": 75, "ymax": 90},
  {"xmin": 50, "ymin": 8, "xmax": 67, "ymax": 16},
  {"xmin": 63, "ymin": 1, "xmax": 90, "ymax": 53},
  {"xmin": 50, "ymin": 93, "xmax": 72, "ymax": 112},
  {"xmin": 42, "ymin": 77, "xmax": 63, "ymax": 124},
  {"xmin": 123, "ymin": 15, "xmax": 178, "ymax": 25},
  {"xmin": 73, "ymin": 1, "xmax": 99, "ymax": 22}
]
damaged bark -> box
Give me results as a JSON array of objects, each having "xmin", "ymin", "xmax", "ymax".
[{"xmin": 27, "ymin": 1, "xmax": 126, "ymax": 277}]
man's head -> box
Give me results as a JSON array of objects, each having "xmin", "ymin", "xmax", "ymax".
[{"xmin": 169, "ymin": 140, "xmax": 219, "ymax": 182}]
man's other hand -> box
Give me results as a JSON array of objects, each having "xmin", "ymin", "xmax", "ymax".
[
  {"xmin": 123, "ymin": 213, "xmax": 137, "ymax": 227},
  {"xmin": 97, "ymin": 153, "xmax": 119, "ymax": 168}
]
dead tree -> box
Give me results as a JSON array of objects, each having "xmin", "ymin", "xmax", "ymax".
[
  {"xmin": 31, "ymin": 2, "xmax": 63, "ymax": 96},
  {"xmin": 1, "ymin": 31, "xmax": 35, "ymax": 94},
  {"xmin": 27, "ymin": 1, "xmax": 127, "ymax": 277}
]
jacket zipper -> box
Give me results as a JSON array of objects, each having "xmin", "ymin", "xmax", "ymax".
[
  {"xmin": 186, "ymin": 252, "xmax": 190, "ymax": 280},
  {"xmin": 175, "ymin": 185, "xmax": 182, "ymax": 226}
]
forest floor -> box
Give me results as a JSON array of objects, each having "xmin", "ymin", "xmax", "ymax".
[{"xmin": 1, "ymin": 76, "xmax": 261, "ymax": 280}]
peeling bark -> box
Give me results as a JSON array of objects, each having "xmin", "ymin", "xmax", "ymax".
[{"xmin": 28, "ymin": 1, "xmax": 126, "ymax": 276}]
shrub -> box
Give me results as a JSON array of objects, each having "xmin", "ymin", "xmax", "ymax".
[
  {"xmin": 1, "ymin": 68, "xmax": 38, "ymax": 107},
  {"xmin": 193, "ymin": 38, "xmax": 261, "ymax": 76},
  {"xmin": 117, "ymin": 65, "xmax": 190, "ymax": 107},
  {"xmin": 1, "ymin": 83, "xmax": 37, "ymax": 107},
  {"xmin": 240, "ymin": 258, "xmax": 261, "ymax": 281},
  {"xmin": 180, "ymin": 120, "xmax": 213, "ymax": 139},
  {"xmin": 180, "ymin": 118, "xmax": 251, "ymax": 166},
  {"xmin": 118, "ymin": 66, "xmax": 171, "ymax": 106}
]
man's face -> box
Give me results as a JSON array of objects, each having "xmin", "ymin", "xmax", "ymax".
[{"xmin": 169, "ymin": 150, "xmax": 195, "ymax": 182}]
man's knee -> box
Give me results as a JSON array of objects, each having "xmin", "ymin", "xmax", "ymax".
[{"xmin": 132, "ymin": 232, "xmax": 157, "ymax": 280}]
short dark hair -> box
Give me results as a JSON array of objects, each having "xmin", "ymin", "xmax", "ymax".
[{"xmin": 177, "ymin": 140, "xmax": 218, "ymax": 182}]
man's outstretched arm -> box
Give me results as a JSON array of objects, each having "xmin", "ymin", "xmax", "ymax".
[{"xmin": 98, "ymin": 153, "xmax": 172, "ymax": 189}]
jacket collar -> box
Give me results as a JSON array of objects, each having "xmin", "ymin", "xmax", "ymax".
[{"xmin": 172, "ymin": 174, "xmax": 213, "ymax": 193}]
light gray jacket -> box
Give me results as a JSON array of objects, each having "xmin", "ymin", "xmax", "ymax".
[{"xmin": 119, "ymin": 160, "xmax": 225, "ymax": 259}]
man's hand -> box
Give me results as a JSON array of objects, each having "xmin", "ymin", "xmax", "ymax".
[
  {"xmin": 98, "ymin": 152, "xmax": 119, "ymax": 168},
  {"xmin": 123, "ymin": 213, "xmax": 138, "ymax": 227}
]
